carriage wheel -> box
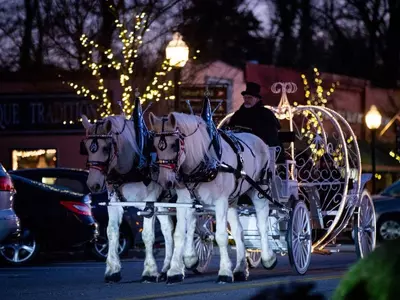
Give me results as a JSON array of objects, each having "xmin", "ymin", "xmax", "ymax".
[
  {"xmin": 192, "ymin": 215, "xmax": 214, "ymax": 274},
  {"xmin": 246, "ymin": 250, "xmax": 262, "ymax": 268},
  {"xmin": 353, "ymin": 190, "xmax": 376, "ymax": 259},
  {"xmin": 287, "ymin": 199, "xmax": 312, "ymax": 275}
]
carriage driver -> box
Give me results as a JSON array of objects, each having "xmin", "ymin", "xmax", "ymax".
[{"xmin": 227, "ymin": 81, "xmax": 284, "ymax": 159}]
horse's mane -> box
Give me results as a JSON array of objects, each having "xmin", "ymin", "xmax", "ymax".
[
  {"xmin": 171, "ymin": 112, "xmax": 215, "ymax": 166},
  {"xmin": 88, "ymin": 115, "xmax": 139, "ymax": 156}
]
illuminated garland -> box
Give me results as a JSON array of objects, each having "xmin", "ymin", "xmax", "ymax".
[
  {"xmin": 12, "ymin": 149, "xmax": 57, "ymax": 170},
  {"xmin": 298, "ymin": 67, "xmax": 340, "ymax": 162}
]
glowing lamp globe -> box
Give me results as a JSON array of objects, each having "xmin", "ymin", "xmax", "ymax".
[
  {"xmin": 365, "ymin": 105, "xmax": 382, "ymax": 130},
  {"xmin": 166, "ymin": 32, "xmax": 189, "ymax": 68}
]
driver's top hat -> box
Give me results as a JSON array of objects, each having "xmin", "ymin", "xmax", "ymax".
[{"xmin": 241, "ymin": 82, "xmax": 262, "ymax": 99}]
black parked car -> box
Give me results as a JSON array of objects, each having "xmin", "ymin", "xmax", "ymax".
[
  {"xmin": 0, "ymin": 174, "xmax": 98, "ymax": 265},
  {"xmin": 0, "ymin": 164, "xmax": 20, "ymax": 246},
  {"xmin": 372, "ymin": 180, "xmax": 400, "ymax": 242},
  {"xmin": 9, "ymin": 168, "xmax": 162, "ymax": 261}
]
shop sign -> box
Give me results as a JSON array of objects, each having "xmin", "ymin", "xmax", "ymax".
[{"xmin": 0, "ymin": 93, "xmax": 100, "ymax": 134}]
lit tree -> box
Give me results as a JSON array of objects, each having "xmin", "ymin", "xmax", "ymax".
[
  {"xmin": 62, "ymin": 0, "xmax": 175, "ymax": 119},
  {"xmin": 297, "ymin": 67, "xmax": 340, "ymax": 161}
]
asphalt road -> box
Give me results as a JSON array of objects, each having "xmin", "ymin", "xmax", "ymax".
[{"xmin": 0, "ymin": 251, "xmax": 357, "ymax": 300}]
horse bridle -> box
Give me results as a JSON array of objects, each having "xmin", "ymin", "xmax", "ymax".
[
  {"xmin": 151, "ymin": 116, "xmax": 200, "ymax": 173},
  {"xmin": 80, "ymin": 120, "xmax": 127, "ymax": 174}
]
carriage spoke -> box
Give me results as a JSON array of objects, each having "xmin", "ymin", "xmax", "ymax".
[
  {"xmin": 192, "ymin": 217, "xmax": 213, "ymax": 274},
  {"xmin": 289, "ymin": 200, "xmax": 311, "ymax": 275},
  {"xmin": 356, "ymin": 191, "xmax": 376, "ymax": 258}
]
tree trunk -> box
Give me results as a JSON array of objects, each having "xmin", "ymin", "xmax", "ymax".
[
  {"xmin": 33, "ymin": 0, "xmax": 43, "ymax": 67},
  {"xmin": 382, "ymin": 0, "xmax": 400, "ymax": 87},
  {"xmin": 275, "ymin": 0, "xmax": 298, "ymax": 68},
  {"xmin": 20, "ymin": 0, "xmax": 35, "ymax": 69},
  {"xmin": 298, "ymin": 0, "xmax": 313, "ymax": 69},
  {"xmin": 99, "ymin": 0, "xmax": 116, "ymax": 65}
]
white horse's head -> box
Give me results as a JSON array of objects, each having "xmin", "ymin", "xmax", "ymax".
[
  {"xmin": 80, "ymin": 114, "xmax": 139, "ymax": 193},
  {"xmin": 149, "ymin": 112, "xmax": 212, "ymax": 189}
]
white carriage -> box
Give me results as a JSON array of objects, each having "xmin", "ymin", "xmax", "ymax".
[
  {"xmin": 101, "ymin": 82, "xmax": 376, "ymax": 277},
  {"xmin": 210, "ymin": 82, "xmax": 376, "ymax": 275}
]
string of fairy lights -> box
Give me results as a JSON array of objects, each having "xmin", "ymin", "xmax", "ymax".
[
  {"xmin": 142, "ymin": 60, "xmax": 173, "ymax": 102},
  {"xmin": 297, "ymin": 68, "xmax": 387, "ymax": 180},
  {"xmin": 296, "ymin": 67, "xmax": 343, "ymax": 162},
  {"xmin": 62, "ymin": 2, "xmax": 147, "ymax": 118},
  {"xmin": 61, "ymin": 0, "xmax": 199, "ymax": 123},
  {"xmin": 389, "ymin": 151, "xmax": 400, "ymax": 163}
]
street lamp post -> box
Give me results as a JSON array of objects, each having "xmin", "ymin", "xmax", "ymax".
[
  {"xmin": 165, "ymin": 32, "xmax": 189, "ymax": 111},
  {"xmin": 365, "ymin": 105, "xmax": 382, "ymax": 194}
]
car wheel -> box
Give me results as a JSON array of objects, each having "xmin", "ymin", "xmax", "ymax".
[
  {"xmin": 378, "ymin": 218, "xmax": 400, "ymax": 241},
  {"xmin": 89, "ymin": 228, "xmax": 132, "ymax": 261},
  {"xmin": 0, "ymin": 231, "xmax": 40, "ymax": 265}
]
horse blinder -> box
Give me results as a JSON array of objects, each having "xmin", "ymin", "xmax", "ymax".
[{"xmin": 80, "ymin": 140, "xmax": 88, "ymax": 156}]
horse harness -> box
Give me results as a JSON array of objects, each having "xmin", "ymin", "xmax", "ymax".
[
  {"xmin": 153, "ymin": 118, "xmax": 262, "ymax": 202},
  {"xmin": 80, "ymin": 119, "xmax": 152, "ymax": 201},
  {"xmin": 80, "ymin": 120, "xmax": 125, "ymax": 174},
  {"xmin": 153, "ymin": 116, "xmax": 200, "ymax": 172}
]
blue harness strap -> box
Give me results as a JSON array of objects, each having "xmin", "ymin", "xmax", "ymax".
[
  {"xmin": 132, "ymin": 96, "xmax": 150, "ymax": 169},
  {"xmin": 200, "ymin": 96, "xmax": 222, "ymax": 160}
]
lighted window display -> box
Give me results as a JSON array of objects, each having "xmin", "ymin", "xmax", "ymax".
[{"xmin": 12, "ymin": 149, "xmax": 57, "ymax": 170}]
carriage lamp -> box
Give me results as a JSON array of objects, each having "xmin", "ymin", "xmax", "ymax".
[
  {"xmin": 166, "ymin": 32, "xmax": 189, "ymax": 111},
  {"xmin": 365, "ymin": 105, "xmax": 382, "ymax": 194}
]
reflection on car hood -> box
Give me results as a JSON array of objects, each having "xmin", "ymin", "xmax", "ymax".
[
  {"xmin": 10, "ymin": 174, "xmax": 85, "ymax": 198},
  {"xmin": 372, "ymin": 194, "xmax": 399, "ymax": 203}
]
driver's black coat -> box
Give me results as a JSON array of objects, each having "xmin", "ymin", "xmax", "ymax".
[{"xmin": 227, "ymin": 101, "xmax": 281, "ymax": 148}]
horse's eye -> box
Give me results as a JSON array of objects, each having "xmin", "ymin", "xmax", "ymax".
[
  {"xmin": 171, "ymin": 139, "xmax": 180, "ymax": 152},
  {"xmin": 103, "ymin": 145, "xmax": 111, "ymax": 154}
]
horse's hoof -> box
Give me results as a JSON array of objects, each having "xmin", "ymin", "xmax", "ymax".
[
  {"xmin": 166, "ymin": 274, "xmax": 184, "ymax": 284},
  {"xmin": 104, "ymin": 272, "xmax": 121, "ymax": 283},
  {"xmin": 233, "ymin": 272, "xmax": 248, "ymax": 282},
  {"xmin": 262, "ymin": 257, "xmax": 278, "ymax": 270},
  {"xmin": 216, "ymin": 275, "xmax": 233, "ymax": 284},
  {"xmin": 141, "ymin": 276, "xmax": 159, "ymax": 283},
  {"xmin": 159, "ymin": 272, "xmax": 167, "ymax": 282},
  {"xmin": 185, "ymin": 259, "xmax": 199, "ymax": 271}
]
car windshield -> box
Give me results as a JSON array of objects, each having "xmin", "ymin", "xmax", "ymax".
[{"xmin": 381, "ymin": 181, "xmax": 400, "ymax": 197}]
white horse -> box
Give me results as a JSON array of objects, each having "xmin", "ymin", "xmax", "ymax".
[
  {"xmin": 149, "ymin": 112, "xmax": 277, "ymax": 284},
  {"xmin": 81, "ymin": 114, "xmax": 174, "ymax": 283}
]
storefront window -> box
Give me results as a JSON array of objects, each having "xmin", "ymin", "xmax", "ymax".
[{"xmin": 12, "ymin": 149, "xmax": 57, "ymax": 170}]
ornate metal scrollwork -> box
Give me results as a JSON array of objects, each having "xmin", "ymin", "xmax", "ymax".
[{"xmin": 271, "ymin": 82, "xmax": 298, "ymax": 94}]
